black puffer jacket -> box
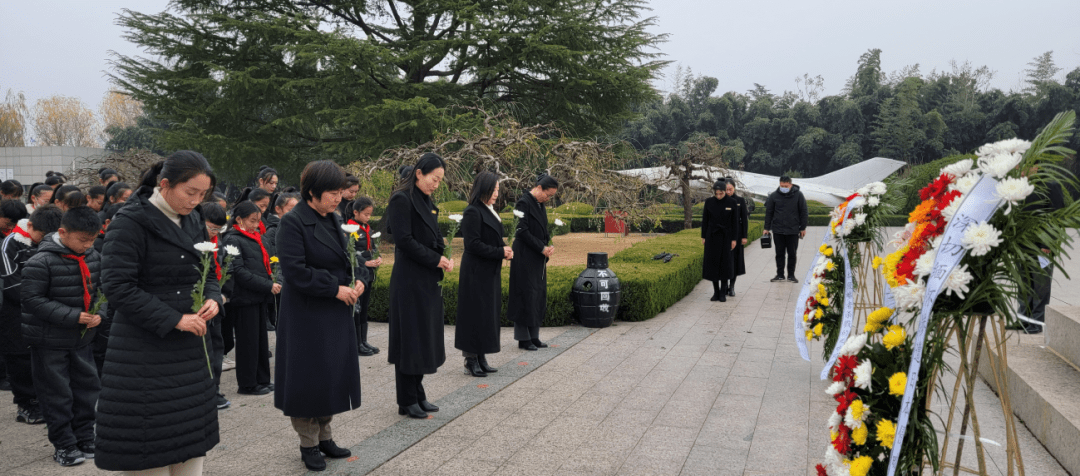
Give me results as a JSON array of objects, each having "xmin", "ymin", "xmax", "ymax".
[
  {"xmin": 20, "ymin": 233, "xmax": 101, "ymax": 349},
  {"xmin": 764, "ymin": 184, "xmax": 809, "ymax": 235},
  {"xmin": 263, "ymin": 213, "xmax": 281, "ymax": 258},
  {"xmin": 0, "ymin": 231, "xmax": 36, "ymax": 353},
  {"xmin": 95, "ymin": 187, "xmax": 223, "ymax": 472},
  {"xmin": 222, "ymin": 228, "xmax": 275, "ymax": 306}
]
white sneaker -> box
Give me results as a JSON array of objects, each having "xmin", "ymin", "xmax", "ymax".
[{"xmin": 222, "ymin": 358, "xmax": 236, "ymax": 371}]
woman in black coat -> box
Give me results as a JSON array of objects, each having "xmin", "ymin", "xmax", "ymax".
[
  {"xmin": 386, "ymin": 153, "xmax": 452, "ymax": 419},
  {"xmin": 96, "ymin": 152, "xmax": 222, "ymax": 474},
  {"xmin": 274, "ymin": 161, "xmax": 367, "ymax": 472},
  {"xmin": 507, "ymin": 174, "xmax": 558, "ymax": 350},
  {"xmin": 725, "ymin": 179, "xmax": 749, "ymax": 296},
  {"xmin": 222, "ymin": 200, "xmax": 280, "ymax": 395},
  {"xmin": 456, "ymin": 172, "xmax": 513, "ymax": 377},
  {"xmin": 700, "ymin": 179, "xmax": 739, "ymax": 302}
]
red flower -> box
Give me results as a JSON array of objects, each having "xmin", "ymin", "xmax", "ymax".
[
  {"xmin": 835, "ymin": 389, "xmax": 857, "ymax": 414},
  {"xmin": 816, "ymin": 464, "xmax": 829, "ymax": 476},
  {"xmin": 833, "ymin": 355, "xmax": 859, "ymax": 383},
  {"xmin": 919, "ymin": 173, "xmax": 954, "ymax": 201},
  {"xmin": 937, "ymin": 190, "xmax": 962, "ymax": 210},
  {"xmin": 832, "ymin": 424, "xmax": 852, "ymax": 454}
]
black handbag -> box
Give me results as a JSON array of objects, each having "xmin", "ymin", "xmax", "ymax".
[{"xmin": 760, "ymin": 233, "xmax": 772, "ymax": 249}]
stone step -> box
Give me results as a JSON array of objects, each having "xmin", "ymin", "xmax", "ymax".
[
  {"xmin": 1046, "ymin": 305, "xmax": 1080, "ymax": 369},
  {"xmin": 979, "ymin": 336, "xmax": 1080, "ymax": 476}
]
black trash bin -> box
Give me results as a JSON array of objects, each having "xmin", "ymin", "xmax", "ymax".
[{"xmin": 572, "ymin": 252, "xmax": 621, "ymax": 328}]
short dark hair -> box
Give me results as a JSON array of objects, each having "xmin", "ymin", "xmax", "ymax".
[
  {"xmin": 62, "ymin": 191, "xmax": 88, "ymax": 209},
  {"xmin": 780, "ymin": 176, "xmax": 793, "ymax": 183},
  {"xmin": 275, "ymin": 191, "xmax": 301, "ymax": 211},
  {"xmin": 139, "ymin": 150, "xmax": 216, "ymax": 193},
  {"xmin": 45, "ymin": 176, "xmax": 64, "ymax": 187},
  {"xmin": 87, "ymin": 186, "xmax": 106, "ymax": 199},
  {"xmin": 106, "ymin": 182, "xmax": 133, "ymax": 203},
  {"xmin": 61, "ymin": 206, "xmax": 102, "ymax": 235},
  {"xmin": 1, "ymin": 180, "xmax": 23, "ymax": 198},
  {"xmin": 30, "ymin": 184, "xmax": 52, "ymax": 199},
  {"xmin": 29, "ymin": 204, "xmax": 63, "ymax": 235},
  {"xmin": 469, "ymin": 171, "xmax": 499, "ymax": 206},
  {"xmin": 228, "ymin": 200, "xmax": 262, "ymax": 228},
  {"xmin": 99, "ymin": 168, "xmax": 120, "ymax": 183},
  {"xmin": 198, "ymin": 202, "xmax": 227, "ymax": 226},
  {"xmin": 0, "ymin": 199, "xmax": 28, "ymax": 222},
  {"xmin": 300, "ymin": 160, "xmax": 347, "ymax": 202},
  {"xmin": 53, "ymin": 184, "xmax": 80, "ymax": 204},
  {"xmin": 537, "ymin": 173, "xmax": 559, "ymax": 191}
]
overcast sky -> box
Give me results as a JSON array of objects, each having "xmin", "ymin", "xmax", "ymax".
[{"xmin": 2, "ymin": 0, "xmax": 1079, "ymax": 124}]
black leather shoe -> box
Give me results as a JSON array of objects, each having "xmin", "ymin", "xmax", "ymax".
[
  {"xmin": 718, "ymin": 294, "xmax": 727, "ymax": 302},
  {"xmin": 418, "ymin": 400, "xmax": 439, "ymax": 412},
  {"xmin": 237, "ymin": 385, "xmax": 272, "ymax": 396},
  {"xmin": 531, "ymin": 339, "xmax": 548, "ymax": 348},
  {"xmin": 710, "ymin": 293, "xmax": 720, "ymax": 301},
  {"xmin": 300, "ymin": 446, "xmax": 326, "ymax": 471},
  {"xmin": 358, "ymin": 343, "xmax": 375, "ymax": 357},
  {"xmin": 727, "ymin": 289, "xmax": 735, "ymax": 297},
  {"xmin": 398, "ymin": 404, "xmax": 428, "ymax": 419},
  {"xmin": 518, "ymin": 341, "xmax": 538, "ymax": 351},
  {"xmin": 363, "ymin": 341, "xmax": 380, "ymax": 354},
  {"xmin": 464, "ymin": 357, "xmax": 487, "ymax": 377},
  {"xmin": 477, "ymin": 355, "xmax": 497, "ymax": 373},
  {"xmin": 318, "ymin": 439, "xmax": 351, "ymax": 458}
]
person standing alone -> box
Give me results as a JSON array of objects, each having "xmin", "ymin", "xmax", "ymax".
[{"xmin": 764, "ymin": 177, "xmax": 807, "ymax": 283}]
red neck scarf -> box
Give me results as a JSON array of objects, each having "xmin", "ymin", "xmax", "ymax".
[
  {"xmin": 348, "ymin": 219, "xmax": 372, "ymax": 251},
  {"xmin": 11, "ymin": 225, "xmax": 30, "ymax": 239},
  {"xmin": 210, "ymin": 235, "xmax": 221, "ymax": 281},
  {"xmin": 258, "ymin": 221, "xmax": 266, "ymax": 235},
  {"xmin": 234, "ymin": 226, "xmax": 272, "ymax": 276},
  {"xmin": 62, "ymin": 254, "xmax": 92, "ymax": 312}
]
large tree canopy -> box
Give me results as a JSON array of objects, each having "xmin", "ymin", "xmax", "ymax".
[{"xmin": 110, "ymin": 0, "xmax": 667, "ymax": 181}]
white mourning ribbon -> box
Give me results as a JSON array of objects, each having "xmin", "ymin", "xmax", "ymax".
[
  {"xmin": 819, "ymin": 241, "xmax": 857, "ymax": 379},
  {"xmin": 883, "ymin": 283, "xmax": 897, "ymax": 310},
  {"xmin": 794, "ymin": 231, "xmax": 834, "ymax": 361},
  {"xmin": 887, "ymin": 175, "xmax": 1003, "ymax": 476}
]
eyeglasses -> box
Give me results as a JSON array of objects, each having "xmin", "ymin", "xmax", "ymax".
[{"xmin": 206, "ymin": 225, "xmax": 223, "ymax": 233}]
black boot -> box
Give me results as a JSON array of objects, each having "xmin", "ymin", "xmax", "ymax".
[
  {"xmin": 728, "ymin": 277, "xmax": 736, "ymax": 297},
  {"xmin": 358, "ymin": 342, "xmax": 375, "ymax": 357},
  {"xmin": 478, "ymin": 354, "xmax": 498, "ymax": 373},
  {"xmin": 318, "ymin": 439, "xmax": 351, "ymax": 458},
  {"xmin": 398, "ymin": 404, "xmax": 428, "ymax": 419},
  {"xmin": 300, "ymin": 446, "xmax": 326, "ymax": 471},
  {"xmin": 531, "ymin": 338, "xmax": 548, "ymax": 348},
  {"xmin": 518, "ymin": 340, "xmax": 538, "ymax": 351},
  {"xmin": 418, "ymin": 400, "xmax": 439, "ymax": 412},
  {"xmin": 464, "ymin": 357, "xmax": 487, "ymax": 377},
  {"xmin": 710, "ymin": 280, "xmax": 721, "ymax": 301}
]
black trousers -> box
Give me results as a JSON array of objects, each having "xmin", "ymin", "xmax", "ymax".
[
  {"xmin": 234, "ymin": 303, "xmax": 271, "ymax": 388},
  {"xmin": 772, "ymin": 233, "xmax": 799, "ymax": 278},
  {"xmin": 1, "ymin": 351, "xmax": 36, "ymax": 407},
  {"xmin": 394, "ymin": 366, "xmax": 427, "ymax": 407},
  {"xmin": 514, "ymin": 324, "xmax": 539, "ymax": 342},
  {"xmin": 221, "ymin": 303, "xmax": 236, "ymax": 356},
  {"xmin": 209, "ymin": 315, "xmax": 224, "ymax": 392},
  {"xmin": 355, "ymin": 268, "xmax": 375, "ymax": 345},
  {"xmin": 29, "ymin": 345, "xmax": 100, "ymax": 449},
  {"xmin": 1020, "ymin": 265, "xmax": 1054, "ymax": 328}
]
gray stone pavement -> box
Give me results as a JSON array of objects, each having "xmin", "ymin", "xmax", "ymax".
[{"xmin": 0, "ymin": 228, "xmax": 1073, "ymax": 475}]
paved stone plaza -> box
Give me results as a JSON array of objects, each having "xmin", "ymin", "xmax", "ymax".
[{"xmin": 0, "ymin": 228, "xmax": 1073, "ymax": 475}]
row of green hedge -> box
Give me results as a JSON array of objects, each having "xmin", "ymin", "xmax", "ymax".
[{"xmin": 367, "ymin": 223, "xmax": 764, "ymax": 326}]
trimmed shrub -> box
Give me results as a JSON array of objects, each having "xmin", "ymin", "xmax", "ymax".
[
  {"xmin": 555, "ymin": 202, "xmax": 595, "ymax": 215},
  {"xmin": 437, "ymin": 200, "xmax": 469, "ymax": 214}
]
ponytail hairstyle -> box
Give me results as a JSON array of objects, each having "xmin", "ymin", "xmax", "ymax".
[
  {"xmin": 138, "ymin": 150, "xmax": 216, "ymax": 198},
  {"xmin": 198, "ymin": 201, "xmax": 227, "ymax": 227},
  {"xmin": 536, "ymin": 173, "xmax": 559, "ymax": 191},
  {"xmin": 61, "ymin": 191, "xmax": 88, "ymax": 210},
  {"xmin": 351, "ymin": 196, "xmax": 374, "ymax": 217},
  {"xmin": 1, "ymin": 180, "xmax": 23, "ymax": 199},
  {"xmin": 237, "ymin": 187, "xmax": 272, "ymax": 205},
  {"xmin": 397, "ymin": 165, "xmax": 414, "ymax": 181},
  {"xmin": 106, "ymin": 182, "xmax": 133, "ymax": 203},
  {"xmin": 392, "ymin": 152, "xmax": 447, "ymax": 196},
  {"xmin": 210, "ymin": 191, "xmax": 228, "ymax": 210},
  {"xmin": 227, "ymin": 200, "xmax": 262, "ymax": 230},
  {"xmin": 52, "ymin": 184, "xmax": 80, "ymax": 204},
  {"xmin": 468, "ymin": 171, "xmax": 499, "ymax": 207},
  {"xmin": 274, "ymin": 191, "xmax": 301, "ymax": 214},
  {"xmin": 98, "ymin": 168, "xmax": 120, "ymax": 186},
  {"xmin": 29, "ymin": 184, "xmax": 52, "ymax": 204},
  {"xmin": 257, "ymin": 165, "xmax": 278, "ymax": 184},
  {"xmin": 45, "ymin": 175, "xmax": 64, "ymax": 188},
  {"xmin": 712, "ymin": 179, "xmax": 726, "ymax": 191}
]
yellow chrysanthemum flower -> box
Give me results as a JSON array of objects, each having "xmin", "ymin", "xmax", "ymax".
[
  {"xmin": 819, "ymin": 243, "xmax": 828, "ymax": 253},
  {"xmin": 270, "ymin": 256, "xmax": 279, "ymax": 263},
  {"xmin": 877, "ymin": 419, "xmax": 897, "ymax": 449},
  {"xmin": 868, "ymin": 307, "xmax": 894, "ymax": 325},
  {"xmin": 864, "ymin": 321, "xmax": 884, "ymax": 333},
  {"xmin": 813, "ymin": 323, "xmax": 823, "ymax": 337},
  {"xmin": 883, "ymin": 325, "xmax": 906, "ymax": 350},
  {"xmin": 831, "ymin": 429, "xmax": 838, "ymax": 441},
  {"xmin": 351, "ymin": 232, "xmax": 360, "ymax": 240},
  {"xmin": 826, "ymin": 260, "xmax": 835, "ymax": 271},
  {"xmin": 889, "ymin": 372, "xmax": 907, "ymax": 396},
  {"xmin": 872, "ymin": 256, "xmax": 883, "ymax": 269},
  {"xmin": 817, "ymin": 283, "xmax": 826, "ymax": 295},
  {"xmin": 848, "ymin": 455, "xmax": 873, "ymax": 476},
  {"xmin": 815, "ymin": 308, "xmax": 823, "ymax": 319},
  {"xmin": 852, "ymin": 422, "xmax": 868, "ymax": 445},
  {"xmin": 819, "ymin": 295, "xmax": 830, "ymax": 307},
  {"xmin": 849, "ymin": 399, "xmax": 866, "ymax": 421},
  {"xmin": 823, "ymin": 247, "xmax": 834, "ymax": 257},
  {"xmin": 805, "ymin": 330, "xmax": 814, "ymax": 341}
]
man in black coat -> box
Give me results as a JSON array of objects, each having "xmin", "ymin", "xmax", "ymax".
[
  {"xmin": 764, "ymin": 177, "xmax": 808, "ymax": 283},
  {"xmin": 507, "ymin": 177, "xmax": 557, "ymax": 350},
  {"xmin": 1018, "ymin": 180, "xmax": 1066, "ymax": 334}
]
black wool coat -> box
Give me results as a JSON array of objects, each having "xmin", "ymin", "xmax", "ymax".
[
  {"xmin": 96, "ymin": 187, "xmax": 223, "ymax": 472},
  {"xmin": 455, "ymin": 204, "xmax": 505, "ymax": 355},
  {"xmin": 386, "ymin": 187, "xmax": 446, "ymax": 375},
  {"xmin": 21, "ymin": 233, "xmax": 102, "ymax": 349},
  {"xmin": 273, "ymin": 200, "xmax": 367, "ymax": 418},
  {"xmin": 701, "ymin": 195, "xmax": 739, "ymax": 282},
  {"xmin": 507, "ymin": 192, "xmax": 549, "ymax": 328},
  {"xmin": 222, "ymin": 229, "xmax": 275, "ymax": 306},
  {"xmin": 0, "ymin": 233, "xmax": 35, "ymax": 355},
  {"xmin": 262, "ymin": 213, "xmax": 281, "ymax": 258},
  {"xmin": 730, "ymin": 194, "xmax": 750, "ymax": 277}
]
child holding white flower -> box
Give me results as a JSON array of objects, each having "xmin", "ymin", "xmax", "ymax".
[
  {"xmin": 198, "ymin": 201, "xmax": 231, "ymax": 409},
  {"xmin": 347, "ymin": 196, "xmax": 382, "ymax": 356},
  {"xmin": 222, "ymin": 201, "xmax": 280, "ymax": 395}
]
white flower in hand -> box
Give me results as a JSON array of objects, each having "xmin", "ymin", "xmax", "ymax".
[
  {"xmin": 995, "ymin": 176, "xmax": 1034, "ymax": 215},
  {"xmin": 371, "ymin": 232, "xmax": 381, "ymax": 239},
  {"xmin": 961, "ymin": 221, "xmax": 1003, "ymax": 257},
  {"xmin": 944, "ymin": 264, "xmax": 973, "ymax": 299},
  {"xmin": 513, "ymin": 210, "xmax": 525, "ymax": 218},
  {"xmin": 449, "ymin": 214, "xmax": 464, "ymax": 223},
  {"xmin": 341, "ymin": 224, "xmax": 360, "ymax": 234},
  {"xmin": 554, "ymin": 219, "xmax": 565, "ymax": 227},
  {"xmin": 194, "ymin": 242, "xmax": 218, "ymax": 253},
  {"xmin": 224, "ymin": 245, "xmax": 240, "ymax": 256}
]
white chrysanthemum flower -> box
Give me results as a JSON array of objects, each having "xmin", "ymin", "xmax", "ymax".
[
  {"xmin": 224, "ymin": 245, "xmax": 240, "ymax": 256},
  {"xmin": 849, "ymin": 196, "xmax": 867, "ymax": 210},
  {"xmin": 856, "ymin": 186, "xmax": 870, "ymax": 197},
  {"xmin": 978, "ymin": 152, "xmax": 1023, "ymax": 179},
  {"xmin": 341, "ymin": 224, "xmax": 360, "ymax": 234},
  {"xmin": 913, "ymin": 248, "xmax": 937, "ymax": 277},
  {"xmin": 868, "ymin": 181, "xmax": 887, "ymax": 195},
  {"xmin": 813, "ymin": 260, "xmax": 829, "ymax": 276},
  {"xmin": 853, "ymin": 360, "xmax": 873, "ymax": 390},
  {"xmin": 941, "ymin": 198, "xmax": 962, "ymax": 221},
  {"xmin": 930, "ymin": 234, "xmax": 944, "ymax": 250},
  {"xmin": 853, "ymin": 213, "xmax": 867, "ymax": 226},
  {"xmin": 826, "ymin": 381, "xmax": 846, "ymax": 396},
  {"xmin": 944, "ymin": 264, "xmax": 973, "ymax": 299},
  {"xmin": 554, "ymin": 219, "xmax": 565, "ymax": 227},
  {"xmin": 841, "ymin": 219, "xmax": 856, "ymax": 235},
  {"xmin": 824, "ymin": 445, "xmax": 844, "ymax": 466},
  {"xmin": 371, "ymin": 232, "xmax": 381, "ymax": 239},
  {"xmin": 996, "ymin": 138, "xmax": 1032, "ymax": 156},
  {"xmin": 941, "ymin": 158, "xmax": 974, "ymax": 179},
  {"xmin": 827, "ymin": 410, "xmax": 843, "ymax": 431},
  {"xmin": 952, "ymin": 173, "xmax": 981, "ymax": 194},
  {"xmin": 894, "ymin": 281, "xmax": 927, "ymax": 310},
  {"xmin": 448, "ymin": 214, "xmax": 464, "ymax": 223},
  {"xmin": 512, "ymin": 209, "xmax": 525, "ymax": 218},
  {"xmin": 867, "ymin": 196, "xmax": 881, "ymax": 207},
  {"xmin": 194, "ymin": 242, "xmax": 218, "ymax": 253},
  {"xmin": 840, "ymin": 333, "xmax": 867, "ymax": 356},
  {"xmin": 961, "ymin": 221, "xmax": 1003, "ymax": 257},
  {"xmin": 995, "ymin": 176, "xmax": 1035, "ymax": 215}
]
